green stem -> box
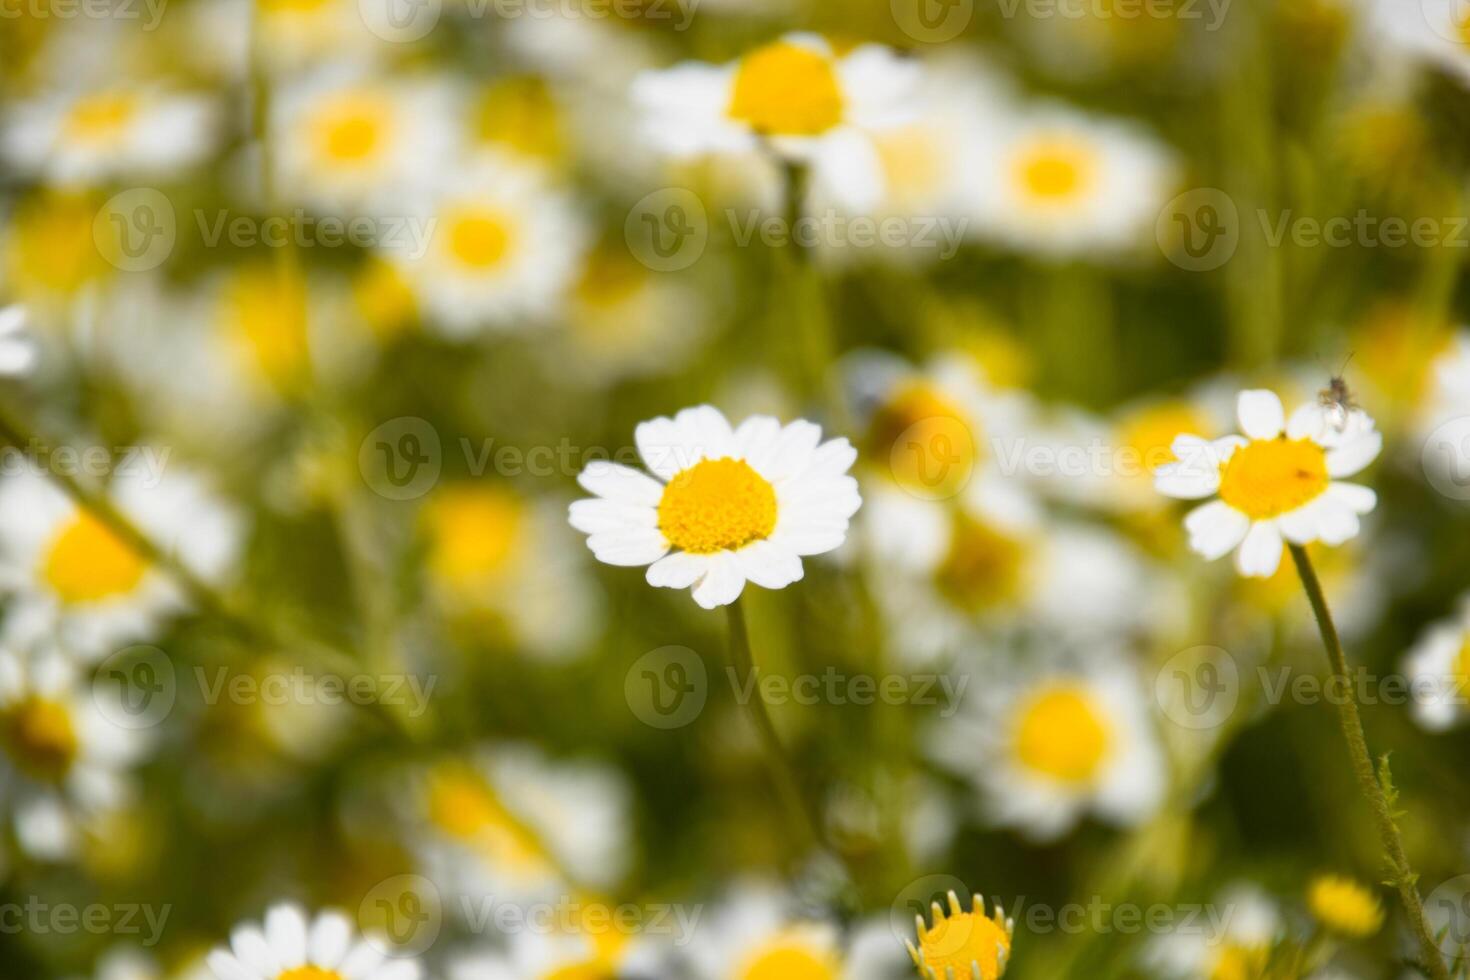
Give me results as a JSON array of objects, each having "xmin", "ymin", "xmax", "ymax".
[{"xmin": 1289, "ymin": 545, "xmax": 1449, "ymax": 980}]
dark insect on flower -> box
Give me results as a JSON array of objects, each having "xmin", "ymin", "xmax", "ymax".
[{"xmin": 1318, "ymin": 361, "xmax": 1358, "ymax": 433}]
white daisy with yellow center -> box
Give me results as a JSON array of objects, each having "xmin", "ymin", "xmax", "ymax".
[
  {"xmin": 272, "ymin": 69, "xmax": 458, "ymax": 216},
  {"xmin": 1155, "ymin": 389, "xmax": 1382, "ymax": 578},
  {"xmin": 969, "ymin": 104, "xmax": 1176, "ymax": 257},
  {"xmin": 930, "ymin": 663, "xmax": 1164, "ymax": 840},
  {"xmin": 1, "ymin": 86, "xmax": 218, "ymax": 185},
  {"xmin": 1145, "ymin": 885, "xmax": 1279, "ymax": 980},
  {"xmin": 632, "ymin": 34, "xmax": 920, "ymax": 210},
  {"xmin": 569, "ymin": 405, "xmax": 861, "ymax": 610},
  {"xmin": 409, "ymin": 743, "xmax": 631, "ymax": 907},
  {"xmin": 0, "ymin": 649, "xmax": 148, "ymax": 861},
  {"xmin": 0, "ymin": 465, "xmax": 243, "ymax": 660},
  {"xmin": 384, "ymin": 152, "xmax": 586, "ymax": 337},
  {"xmin": 1402, "ymin": 594, "xmax": 1470, "ymax": 731},
  {"xmin": 205, "ymin": 904, "xmax": 421, "ymax": 980}
]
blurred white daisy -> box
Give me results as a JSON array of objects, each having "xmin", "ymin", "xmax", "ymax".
[
  {"xmin": 1, "ymin": 85, "xmax": 217, "ymax": 185},
  {"xmin": 1365, "ymin": 0, "xmax": 1470, "ymax": 85},
  {"xmin": 384, "ymin": 152, "xmax": 586, "ymax": 337},
  {"xmin": 72, "ymin": 947, "xmax": 212, "ymax": 980},
  {"xmin": 0, "ymin": 648, "xmax": 149, "ymax": 861},
  {"xmin": 446, "ymin": 927, "xmax": 650, "ymax": 980},
  {"xmin": 928, "ymin": 658, "xmax": 1165, "ymax": 841},
  {"xmin": 0, "ymin": 465, "xmax": 243, "ymax": 660},
  {"xmin": 1416, "ymin": 330, "xmax": 1470, "ymax": 488},
  {"xmin": 419, "ymin": 484, "xmax": 598, "ymax": 659},
  {"xmin": 569, "ymin": 405, "xmax": 861, "ymax": 610},
  {"xmin": 968, "ymin": 103, "xmax": 1176, "ymax": 258},
  {"xmin": 1145, "ymin": 884, "xmax": 1280, "ymax": 980},
  {"xmin": 271, "ymin": 68, "xmax": 459, "ymax": 216},
  {"xmin": 632, "ymin": 33, "xmax": 920, "ymax": 210},
  {"xmin": 1155, "ymin": 389, "xmax": 1382, "ymax": 577},
  {"xmin": 408, "ymin": 743, "xmax": 631, "ymax": 907},
  {"xmin": 206, "ymin": 903, "xmax": 420, "ymax": 980},
  {"xmin": 0, "ymin": 306, "xmax": 36, "ymax": 377},
  {"xmin": 1402, "ymin": 593, "xmax": 1470, "ymax": 731}
]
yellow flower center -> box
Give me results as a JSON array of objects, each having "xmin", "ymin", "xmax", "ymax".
[
  {"xmin": 422, "ymin": 486, "xmax": 525, "ymax": 589},
  {"xmin": 478, "ymin": 76, "xmax": 565, "ymax": 162},
  {"xmin": 425, "ymin": 765, "xmax": 553, "ymax": 879},
  {"xmin": 64, "ymin": 92, "xmax": 138, "ymax": 145},
  {"xmin": 728, "ymin": 41, "xmax": 844, "ymax": 137},
  {"xmin": 737, "ymin": 934, "xmax": 840, "ymax": 980},
  {"xmin": 2, "ymin": 697, "xmax": 79, "ymax": 782},
  {"xmin": 1210, "ymin": 943, "xmax": 1268, "ymax": 980},
  {"xmin": 658, "ymin": 458, "xmax": 777, "ymax": 554},
  {"xmin": 444, "ymin": 207, "xmax": 518, "ymax": 270},
  {"xmin": 918, "ymin": 911, "xmax": 1012, "ymax": 980},
  {"xmin": 543, "ymin": 964, "xmax": 610, "ymax": 980},
  {"xmin": 869, "ymin": 383, "xmax": 979, "ymax": 500},
  {"xmin": 8, "ymin": 192, "xmax": 109, "ymax": 294},
  {"xmin": 875, "ymin": 124, "xmax": 946, "ymax": 209},
  {"xmin": 222, "ymin": 264, "xmax": 311, "ymax": 388},
  {"xmin": 1013, "ymin": 686, "xmax": 1111, "ymax": 784},
  {"xmin": 936, "ymin": 516, "xmax": 1027, "ymax": 612},
  {"xmin": 353, "ymin": 258, "xmax": 417, "ymax": 338},
  {"xmin": 42, "ymin": 511, "xmax": 148, "ymax": 604},
  {"xmin": 311, "ymin": 94, "xmax": 390, "ymax": 164},
  {"xmin": 1013, "ymin": 139, "xmax": 1097, "ymax": 203},
  {"xmin": 1118, "ymin": 402, "xmax": 1209, "ymax": 475},
  {"xmin": 1308, "ymin": 875, "xmax": 1384, "ymax": 937},
  {"xmin": 1217, "ymin": 437, "xmax": 1330, "ymax": 520},
  {"xmin": 278, "ymin": 969, "xmax": 344, "ymax": 980}
]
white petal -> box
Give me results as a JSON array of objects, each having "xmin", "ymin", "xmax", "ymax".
[
  {"xmin": 751, "ymin": 420, "xmax": 822, "ymax": 482},
  {"xmin": 1237, "ymin": 390, "xmax": 1285, "ymax": 440},
  {"xmin": 265, "ymin": 905, "xmax": 309, "ymax": 968},
  {"xmin": 1313, "ymin": 499, "xmax": 1361, "ymax": 546},
  {"xmin": 691, "ymin": 551, "xmax": 746, "ymax": 608},
  {"xmin": 375, "ymin": 962, "xmax": 422, "ymax": 980},
  {"xmin": 1183, "ymin": 500, "xmax": 1250, "ymax": 560},
  {"xmin": 1325, "ymin": 429, "xmax": 1382, "ymax": 477},
  {"xmin": 1235, "ymin": 520, "xmax": 1284, "ymax": 577},
  {"xmin": 809, "ymin": 127, "xmax": 885, "ymax": 212},
  {"xmin": 1326, "ymin": 481, "xmax": 1377, "ymax": 513},
  {"xmin": 585, "ymin": 529, "xmax": 670, "ymax": 567},
  {"xmin": 1287, "ymin": 402, "xmax": 1327, "ymax": 441},
  {"xmin": 734, "ymin": 540, "xmax": 804, "ymax": 590},
  {"xmin": 230, "ymin": 925, "xmax": 279, "ymax": 976},
  {"xmin": 645, "ymin": 551, "xmax": 709, "ymax": 589},
  {"xmin": 568, "ymin": 499, "xmax": 658, "ymax": 535},
  {"xmin": 1154, "ymin": 460, "xmax": 1220, "ymax": 500},
  {"xmin": 733, "ymin": 415, "xmax": 782, "ymax": 461},
  {"xmin": 576, "ymin": 462, "xmax": 664, "ymax": 506},
  {"xmin": 770, "ymin": 523, "xmax": 848, "ymax": 556},
  {"xmin": 635, "ymin": 416, "xmax": 690, "ymax": 481},
  {"xmin": 338, "ymin": 940, "xmax": 385, "ymax": 979},
  {"xmin": 308, "ymin": 911, "xmax": 353, "ymax": 969},
  {"xmin": 675, "ymin": 405, "xmax": 735, "ymax": 461},
  {"xmin": 1277, "ymin": 497, "xmax": 1327, "ymax": 545},
  {"xmin": 805, "ymin": 437, "xmax": 858, "ymax": 479},
  {"xmin": 206, "ymin": 952, "xmax": 257, "ymax": 980}
]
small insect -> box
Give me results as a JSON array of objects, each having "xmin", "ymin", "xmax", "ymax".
[{"xmin": 1319, "ymin": 355, "xmax": 1358, "ymax": 432}]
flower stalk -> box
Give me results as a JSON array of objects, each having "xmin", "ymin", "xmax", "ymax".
[{"xmin": 1289, "ymin": 544, "xmax": 1449, "ymax": 980}]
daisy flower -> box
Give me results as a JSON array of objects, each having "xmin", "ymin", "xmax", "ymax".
[
  {"xmin": 1, "ymin": 84, "xmax": 218, "ymax": 185},
  {"xmin": 1154, "ymin": 389, "xmax": 1382, "ymax": 578},
  {"xmin": 908, "ymin": 891, "xmax": 1014, "ymax": 980},
  {"xmin": 206, "ymin": 904, "xmax": 421, "ymax": 980},
  {"xmin": 446, "ymin": 927, "xmax": 650, "ymax": 980},
  {"xmin": 632, "ymin": 33, "xmax": 920, "ymax": 210},
  {"xmin": 928, "ymin": 658, "xmax": 1165, "ymax": 840},
  {"xmin": 1401, "ymin": 594, "xmax": 1470, "ymax": 731},
  {"xmin": 1146, "ymin": 884, "xmax": 1280, "ymax": 980},
  {"xmin": 0, "ymin": 648, "xmax": 149, "ymax": 860},
  {"xmin": 967, "ymin": 103, "xmax": 1176, "ymax": 258},
  {"xmin": 271, "ymin": 68, "xmax": 459, "ymax": 216},
  {"xmin": 0, "ymin": 464, "xmax": 243, "ymax": 660},
  {"xmin": 406, "ymin": 743, "xmax": 631, "ymax": 907},
  {"xmin": 0, "ymin": 306, "xmax": 36, "ymax": 377},
  {"xmin": 1365, "ymin": 0, "xmax": 1470, "ymax": 86},
  {"xmin": 383, "ymin": 152, "xmax": 586, "ymax": 337},
  {"xmin": 569, "ymin": 405, "xmax": 861, "ymax": 610}
]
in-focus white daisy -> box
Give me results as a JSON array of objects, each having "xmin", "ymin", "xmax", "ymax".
[
  {"xmin": 569, "ymin": 405, "xmax": 861, "ymax": 610},
  {"xmin": 0, "ymin": 648, "xmax": 148, "ymax": 860},
  {"xmin": 271, "ymin": 69, "xmax": 459, "ymax": 215},
  {"xmin": 1402, "ymin": 594, "xmax": 1470, "ymax": 731},
  {"xmin": 686, "ymin": 883, "xmax": 905, "ymax": 980},
  {"xmin": 383, "ymin": 152, "xmax": 585, "ymax": 337},
  {"xmin": 1155, "ymin": 389, "xmax": 1382, "ymax": 577},
  {"xmin": 908, "ymin": 891, "xmax": 1014, "ymax": 980},
  {"xmin": 206, "ymin": 903, "xmax": 421, "ymax": 980},
  {"xmin": 968, "ymin": 103, "xmax": 1176, "ymax": 258},
  {"xmin": 419, "ymin": 484, "xmax": 598, "ymax": 659},
  {"xmin": 406, "ymin": 743, "xmax": 631, "ymax": 907},
  {"xmin": 1145, "ymin": 884, "xmax": 1280, "ymax": 980},
  {"xmin": 1, "ymin": 85, "xmax": 217, "ymax": 185},
  {"xmin": 0, "ymin": 465, "xmax": 243, "ymax": 660},
  {"xmin": 632, "ymin": 33, "xmax": 920, "ymax": 210},
  {"xmin": 0, "ymin": 306, "xmax": 36, "ymax": 377},
  {"xmin": 928, "ymin": 658, "xmax": 1165, "ymax": 841}
]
